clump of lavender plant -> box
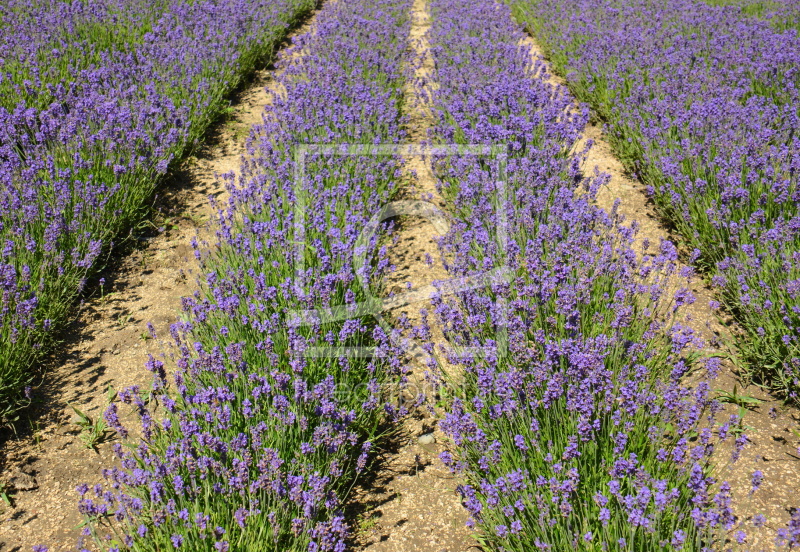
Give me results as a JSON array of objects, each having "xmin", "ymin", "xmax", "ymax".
[{"xmin": 424, "ymin": 0, "xmax": 743, "ymax": 549}]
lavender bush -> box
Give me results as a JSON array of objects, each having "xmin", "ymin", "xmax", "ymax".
[
  {"xmin": 0, "ymin": 0, "xmax": 315, "ymax": 421},
  {"xmin": 423, "ymin": 0, "xmax": 751, "ymax": 549},
  {"xmin": 704, "ymin": 0, "xmax": 800, "ymax": 32},
  {"xmin": 510, "ymin": 0, "xmax": 800, "ymax": 401},
  {"xmin": 75, "ymin": 0, "xmax": 414, "ymax": 550}
]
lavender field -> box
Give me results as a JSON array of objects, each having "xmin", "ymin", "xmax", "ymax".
[
  {"xmin": 512, "ymin": 0, "xmax": 800, "ymax": 401},
  {"xmin": 0, "ymin": 0, "xmax": 315, "ymax": 421},
  {"xmin": 2, "ymin": 0, "xmax": 800, "ymax": 551}
]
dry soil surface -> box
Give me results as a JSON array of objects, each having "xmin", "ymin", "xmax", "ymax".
[{"xmin": 349, "ymin": 1, "xmax": 478, "ymax": 550}]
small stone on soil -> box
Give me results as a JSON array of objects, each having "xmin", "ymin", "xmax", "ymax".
[{"xmin": 5, "ymin": 469, "xmax": 38, "ymax": 492}]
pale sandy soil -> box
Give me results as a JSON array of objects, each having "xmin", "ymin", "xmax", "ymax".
[{"xmin": 348, "ymin": 0, "xmax": 477, "ymax": 550}]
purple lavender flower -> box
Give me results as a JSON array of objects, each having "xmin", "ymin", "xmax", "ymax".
[{"xmin": 750, "ymin": 470, "xmax": 764, "ymax": 494}]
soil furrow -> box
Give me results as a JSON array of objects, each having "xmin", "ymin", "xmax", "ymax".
[
  {"xmin": 349, "ymin": 0, "xmax": 476, "ymax": 550},
  {"xmin": 0, "ymin": 11, "xmax": 321, "ymax": 551}
]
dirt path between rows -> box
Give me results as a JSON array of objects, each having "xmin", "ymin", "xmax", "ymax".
[
  {"xmin": 349, "ymin": 0, "xmax": 477, "ymax": 550},
  {"xmin": 0, "ymin": 11, "xmax": 321, "ymax": 551},
  {"xmin": 522, "ymin": 31, "xmax": 800, "ymax": 549}
]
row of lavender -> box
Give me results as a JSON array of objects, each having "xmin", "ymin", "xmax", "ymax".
[
  {"xmin": 423, "ymin": 0, "xmax": 769, "ymax": 549},
  {"xmin": 507, "ymin": 0, "xmax": 800, "ymax": 401},
  {"xmin": 71, "ymin": 0, "xmax": 412, "ymax": 550},
  {"xmin": 704, "ymin": 0, "xmax": 800, "ymax": 32},
  {"xmin": 0, "ymin": 0, "xmax": 315, "ymax": 420}
]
